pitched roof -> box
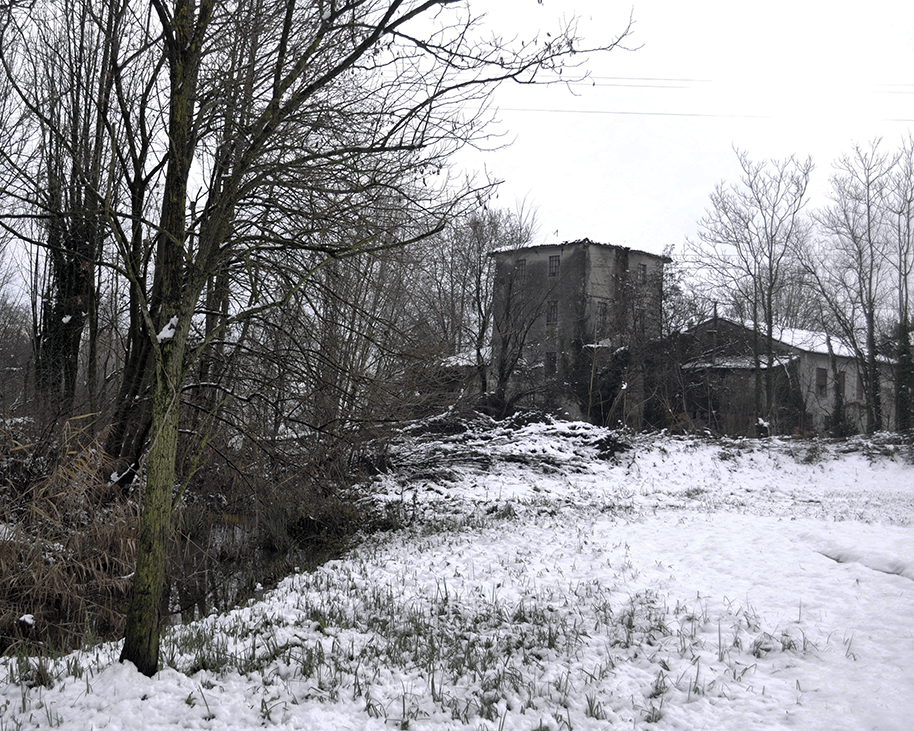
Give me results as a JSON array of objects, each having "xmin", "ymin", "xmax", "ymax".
[
  {"xmin": 688, "ymin": 317, "xmax": 856, "ymax": 358},
  {"xmin": 771, "ymin": 326, "xmax": 855, "ymax": 358}
]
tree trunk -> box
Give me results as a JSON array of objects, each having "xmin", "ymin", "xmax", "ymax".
[
  {"xmin": 119, "ymin": 350, "xmax": 182, "ymax": 675},
  {"xmin": 866, "ymin": 312, "xmax": 882, "ymax": 433},
  {"xmin": 119, "ymin": 0, "xmax": 203, "ymax": 670},
  {"xmin": 897, "ymin": 323, "xmax": 913, "ymax": 432}
]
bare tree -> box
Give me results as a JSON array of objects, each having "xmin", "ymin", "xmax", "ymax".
[
  {"xmin": 487, "ymin": 252, "xmax": 558, "ymax": 417},
  {"xmin": 0, "ymin": 0, "xmax": 107, "ymax": 414},
  {"xmin": 802, "ymin": 140, "xmax": 894, "ymax": 433},
  {"xmin": 31, "ymin": 0, "xmax": 621, "ymax": 674},
  {"xmin": 0, "ymin": 293, "xmax": 30, "ymax": 412},
  {"xmin": 887, "ymin": 136, "xmax": 914, "ymax": 430},
  {"xmin": 0, "ymin": 0, "xmax": 632, "ymax": 669},
  {"xmin": 690, "ymin": 148, "xmax": 813, "ymax": 433},
  {"xmin": 411, "ymin": 203, "xmax": 537, "ymax": 399}
]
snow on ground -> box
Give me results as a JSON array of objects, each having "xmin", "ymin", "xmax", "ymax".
[{"xmin": 3, "ymin": 418, "xmax": 914, "ymax": 730}]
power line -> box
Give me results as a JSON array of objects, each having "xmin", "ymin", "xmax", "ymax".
[
  {"xmin": 493, "ymin": 107, "xmax": 914, "ymax": 123},
  {"xmin": 496, "ymin": 107, "xmax": 770, "ymax": 119},
  {"xmin": 534, "ymin": 74, "xmax": 713, "ymax": 83}
]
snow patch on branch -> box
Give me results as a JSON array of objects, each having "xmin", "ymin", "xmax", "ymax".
[{"xmin": 156, "ymin": 316, "xmax": 179, "ymax": 342}]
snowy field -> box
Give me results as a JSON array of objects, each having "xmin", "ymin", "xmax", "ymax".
[{"xmin": 3, "ymin": 417, "xmax": 914, "ymax": 730}]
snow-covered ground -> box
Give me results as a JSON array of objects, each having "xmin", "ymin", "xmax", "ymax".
[{"xmin": 3, "ymin": 418, "xmax": 914, "ymax": 730}]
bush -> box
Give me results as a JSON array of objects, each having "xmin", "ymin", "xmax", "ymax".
[{"xmin": 0, "ymin": 429, "xmax": 137, "ymax": 654}]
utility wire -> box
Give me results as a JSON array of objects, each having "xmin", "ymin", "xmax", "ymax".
[{"xmin": 496, "ymin": 107, "xmax": 770, "ymax": 119}]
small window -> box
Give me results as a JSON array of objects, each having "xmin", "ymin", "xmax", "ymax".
[
  {"xmin": 856, "ymin": 373, "xmax": 865, "ymax": 401},
  {"xmin": 548, "ymin": 255, "xmax": 560, "ymax": 277},
  {"xmin": 816, "ymin": 367, "xmax": 827, "ymax": 397},
  {"xmin": 546, "ymin": 300, "xmax": 558, "ymax": 325},
  {"xmin": 515, "ymin": 258, "xmax": 526, "ymax": 280},
  {"xmin": 545, "ymin": 352, "xmax": 557, "ymax": 376},
  {"xmin": 838, "ymin": 371, "xmax": 846, "ymax": 397},
  {"xmin": 637, "ymin": 263, "xmax": 647, "ymax": 284}
]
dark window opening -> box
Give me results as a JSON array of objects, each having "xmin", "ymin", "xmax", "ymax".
[
  {"xmin": 546, "ymin": 300, "xmax": 558, "ymax": 325},
  {"xmin": 548, "ymin": 255, "xmax": 560, "ymax": 277},
  {"xmin": 816, "ymin": 367, "xmax": 827, "ymax": 397}
]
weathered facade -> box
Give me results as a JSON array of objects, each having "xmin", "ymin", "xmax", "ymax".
[
  {"xmin": 683, "ymin": 317, "xmax": 896, "ymax": 435},
  {"xmin": 488, "ymin": 239, "xmax": 669, "ymax": 423}
]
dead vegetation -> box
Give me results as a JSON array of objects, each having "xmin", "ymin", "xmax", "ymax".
[{"xmin": 0, "ymin": 424, "xmax": 137, "ymax": 654}]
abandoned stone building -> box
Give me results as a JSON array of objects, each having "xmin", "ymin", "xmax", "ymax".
[{"xmin": 488, "ymin": 239, "xmax": 669, "ymax": 423}]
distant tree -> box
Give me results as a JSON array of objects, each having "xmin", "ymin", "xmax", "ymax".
[
  {"xmin": 801, "ymin": 141, "xmax": 894, "ymax": 433},
  {"xmin": 411, "ymin": 204, "xmax": 537, "ymax": 400},
  {"xmin": 0, "ymin": 294, "xmax": 30, "ymax": 412},
  {"xmin": 690, "ymin": 148, "xmax": 813, "ymax": 434},
  {"xmin": 659, "ymin": 247, "xmax": 709, "ymax": 338},
  {"xmin": 887, "ymin": 136, "xmax": 914, "ymax": 430},
  {"xmin": 639, "ymin": 247, "xmax": 708, "ymax": 431},
  {"xmin": 826, "ymin": 336, "xmax": 852, "ymax": 437}
]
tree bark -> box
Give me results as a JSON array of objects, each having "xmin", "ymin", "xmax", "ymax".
[
  {"xmin": 119, "ymin": 350, "xmax": 182, "ymax": 675},
  {"xmin": 119, "ymin": 0, "xmax": 205, "ymax": 672}
]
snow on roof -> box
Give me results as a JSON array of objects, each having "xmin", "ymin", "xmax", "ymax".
[
  {"xmin": 683, "ymin": 355, "xmax": 795, "ymax": 370},
  {"xmin": 693, "ymin": 318, "xmax": 856, "ymax": 358},
  {"xmin": 772, "ymin": 325, "xmax": 856, "ymax": 358}
]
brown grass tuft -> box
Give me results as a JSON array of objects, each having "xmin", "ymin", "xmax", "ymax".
[{"xmin": 0, "ymin": 426, "xmax": 138, "ymax": 654}]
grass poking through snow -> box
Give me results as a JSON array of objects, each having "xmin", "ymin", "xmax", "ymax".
[{"xmin": 2, "ymin": 421, "xmax": 913, "ymax": 730}]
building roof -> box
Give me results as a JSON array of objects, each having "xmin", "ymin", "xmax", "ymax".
[
  {"xmin": 490, "ymin": 238, "xmax": 671, "ymax": 262},
  {"xmin": 688, "ymin": 317, "xmax": 856, "ymax": 358},
  {"xmin": 772, "ymin": 326, "xmax": 856, "ymax": 358}
]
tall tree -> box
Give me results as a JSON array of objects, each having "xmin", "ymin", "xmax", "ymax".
[
  {"xmin": 412, "ymin": 204, "xmax": 537, "ymax": 397},
  {"xmin": 887, "ymin": 136, "xmax": 914, "ymax": 430},
  {"xmin": 802, "ymin": 140, "xmax": 894, "ymax": 433},
  {"xmin": 0, "ymin": 0, "xmax": 123, "ymax": 416},
  {"xmin": 690, "ymin": 148, "xmax": 813, "ymax": 433}
]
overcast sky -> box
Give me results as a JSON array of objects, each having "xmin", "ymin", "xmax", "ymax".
[{"xmin": 461, "ymin": 1, "xmax": 914, "ymax": 256}]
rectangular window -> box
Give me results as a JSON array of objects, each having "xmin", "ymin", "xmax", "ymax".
[
  {"xmin": 637, "ymin": 262, "xmax": 647, "ymax": 284},
  {"xmin": 546, "ymin": 300, "xmax": 558, "ymax": 325},
  {"xmin": 545, "ymin": 352, "xmax": 557, "ymax": 376},
  {"xmin": 816, "ymin": 367, "xmax": 827, "ymax": 397},
  {"xmin": 838, "ymin": 371, "xmax": 846, "ymax": 397},
  {"xmin": 515, "ymin": 258, "xmax": 526, "ymax": 280},
  {"xmin": 548, "ymin": 255, "xmax": 560, "ymax": 277},
  {"xmin": 856, "ymin": 373, "xmax": 865, "ymax": 401}
]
